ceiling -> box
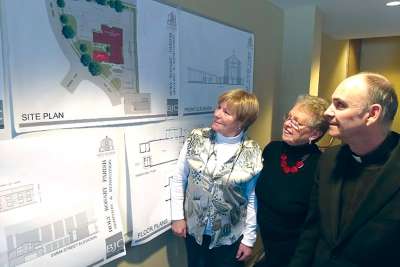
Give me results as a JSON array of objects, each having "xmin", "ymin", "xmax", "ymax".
[{"xmin": 268, "ymin": 0, "xmax": 400, "ymax": 39}]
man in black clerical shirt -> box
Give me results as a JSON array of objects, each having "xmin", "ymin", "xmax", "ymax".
[{"xmin": 289, "ymin": 72, "xmax": 400, "ymax": 267}]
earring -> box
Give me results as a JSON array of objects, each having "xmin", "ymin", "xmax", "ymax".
[{"xmin": 308, "ymin": 138, "xmax": 313, "ymax": 144}]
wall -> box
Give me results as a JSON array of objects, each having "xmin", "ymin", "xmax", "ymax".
[
  {"xmin": 104, "ymin": 1, "xmax": 284, "ymax": 267},
  {"xmin": 317, "ymin": 33, "xmax": 349, "ymax": 146},
  {"xmin": 318, "ymin": 34, "xmax": 348, "ymax": 102},
  {"xmin": 271, "ymin": 5, "xmax": 322, "ymax": 140},
  {"xmin": 359, "ymin": 37, "xmax": 400, "ymax": 133}
]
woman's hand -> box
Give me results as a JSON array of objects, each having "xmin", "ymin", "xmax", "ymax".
[
  {"xmin": 171, "ymin": 219, "xmax": 187, "ymax": 238},
  {"xmin": 236, "ymin": 243, "xmax": 253, "ymax": 261}
]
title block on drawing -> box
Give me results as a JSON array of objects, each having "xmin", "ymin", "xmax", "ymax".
[
  {"xmin": 167, "ymin": 99, "xmax": 178, "ymax": 116},
  {"xmin": 105, "ymin": 232, "xmax": 124, "ymax": 259}
]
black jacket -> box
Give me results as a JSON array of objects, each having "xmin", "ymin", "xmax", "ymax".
[{"xmin": 290, "ymin": 132, "xmax": 400, "ymax": 267}]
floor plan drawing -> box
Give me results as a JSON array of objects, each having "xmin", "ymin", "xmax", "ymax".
[
  {"xmin": 125, "ymin": 116, "xmax": 211, "ymax": 245},
  {"xmin": 138, "ymin": 127, "xmax": 184, "ymax": 168}
]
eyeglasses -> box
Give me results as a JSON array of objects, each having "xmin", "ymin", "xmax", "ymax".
[{"xmin": 283, "ymin": 113, "xmax": 310, "ymax": 131}]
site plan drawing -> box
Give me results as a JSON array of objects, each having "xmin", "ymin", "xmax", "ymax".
[
  {"xmin": 179, "ymin": 10, "xmax": 254, "ymax": 115},
  {"xmin": 125, "ymin": 116, "xmax": 211, "ymax": 245},
  {"xmin": 1, "ymin": 0, "xmax": 169, "ymax": 133},
  {"xmin": 0, "ymin": 129, "xmax": 126, "ymax": 267}
]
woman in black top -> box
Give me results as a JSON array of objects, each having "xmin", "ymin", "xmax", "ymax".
[{"xmin": 255, "ymin": 95, "xmax": 329, "ymax": 267}]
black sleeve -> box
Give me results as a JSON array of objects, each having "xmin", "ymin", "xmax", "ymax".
[
  {"xmin": 261, "ymin": 141, "xmax": 280, "ymax": 162},
  {"xmin": 288, "ymin": 162, "xmax": 321, "ymax": 267}
]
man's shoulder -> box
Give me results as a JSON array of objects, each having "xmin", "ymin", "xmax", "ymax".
[
  {"xmin": 322, "ymin": 144, "xmax": 347, "ymax": 157},
  {"xmin": 319, "ymin": 144, "xmax": 351, "ymax": 168},
  {"xmin": 390, "ymin": 131, "xmax": 400, "ymax": 149},
  {"xmin": 385, "ymin": 131, "xmax": 400, "ymax": 159}
]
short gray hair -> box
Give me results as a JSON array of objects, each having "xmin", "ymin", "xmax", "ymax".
[
  {"xmin": 295, "ymin": 94, "xmax": 330, "ymax": 135},
  {"xmin": 361, "ymin": 72, "xmax": 398, "ymax": 125}
]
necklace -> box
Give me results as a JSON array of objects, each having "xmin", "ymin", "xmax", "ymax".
[
  {"xmin": 203, "ymin": 131, "xmax": 244, "ymax": 183},
  {"xmin": 280, "ymin": 153, "xmax": 309, "ymax": 174}
]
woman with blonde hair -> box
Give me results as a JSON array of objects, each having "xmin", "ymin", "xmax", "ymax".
[{"xmin": 171, "ymin": 89, "xmax": 263, "ymax": 267}]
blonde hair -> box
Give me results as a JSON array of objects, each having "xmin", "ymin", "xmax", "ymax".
[{"xmin": 218, "ymin": 88, "xmax": 259, "ymax": 131}]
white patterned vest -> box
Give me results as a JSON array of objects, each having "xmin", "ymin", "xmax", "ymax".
[{"xmin": 184, "ymin": 128, "xmax": 262, "ymax": 248}]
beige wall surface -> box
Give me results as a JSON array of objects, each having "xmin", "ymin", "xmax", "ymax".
[
  {"xmin": 317, "ymin": 33, "xmax": 348, "ymax": 147},
  {"xmin": 105, "ymin": 1, "xmax": 284, "ymax": 267},
  {"xmin": 360, "ymin": 37, "xmax": 400, "ymax": 133},
  {"xmin": 318, "ymin": 33, "xmax": 348, "ymax": 104}
]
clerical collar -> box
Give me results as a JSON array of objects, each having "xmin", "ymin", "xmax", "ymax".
[
  {"xmin": 352, "ymin": 154, "xmax": 362, "ymax": 163},
  {"xmin": 215, "ymin": 131, "xmax": 244, "ymax": 144},
  {"xmin": 351, "ymin": 132, "xmax": 399, "ymax": 165}
]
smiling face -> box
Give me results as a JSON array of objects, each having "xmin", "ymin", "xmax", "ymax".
[
  {"xmin": 282, "ymin": 104, "xmax": 320, "ymax": 146},
  {"xmin": 324, "ymin": 76, "xmax": 370, "ymax": 143},
  {"xmin": 211, "ymin": 101, "xmax": 243, "ymax": 137}
]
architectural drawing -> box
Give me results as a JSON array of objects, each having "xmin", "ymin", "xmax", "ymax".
[
  {"xmin": 0, "ymin": 129, "xmax": 126, "ymax": 266},
  {"xmin": 125, "ymin": 116, "xmax": 211, "ymax": 245},
  {"xmin": 179, "ymin": 10, "xmax": 254, "ymax": 116},
  {"xmin": 139, "ymin": 127, "xmax": 185, "ymax": 168},
  {"xmin": 187, "ymin": 52, "xmax": 243, "ymax": 85},
  {"xmin": 46, "ymin": 0, "xmax": 145, "ymax": 113},
  {"xmin": 5, "ymin": 210, "xmax": 98, "ymax": 267},
  {"xmin": 0, "ymin": 185, "xmax": 38, "ymax": 213},
  {"xmin": 2, "ymin": 0, "xmax": 170, "ymax": 133}
]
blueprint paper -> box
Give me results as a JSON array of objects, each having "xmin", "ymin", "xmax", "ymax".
[
  {"xmin": 125, "ymin": 116, "xmax": 211, "ymax": 245},
  {"xmin": 1, "ymin": 0, "xmax": 167, "ymax": 133},
  {"xmin": 0, "ymin": 129, "xmax": 126, "ymax": 267},
  {"xmin": 179, "ymin": 10, "xmax": 254, "ymax": 115},
  {"xmin": 137, "ymin": 0, "xmax": 179, "ymax": 118},
  {"xmin": 1, "ymin": 0, "xmax": 253, "ymax": 132}
]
